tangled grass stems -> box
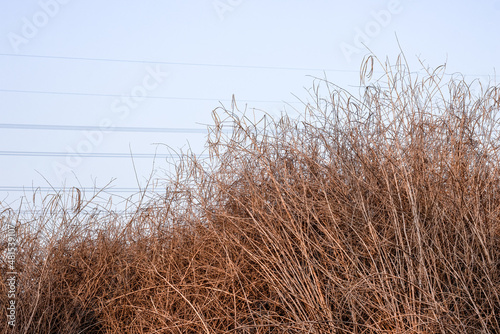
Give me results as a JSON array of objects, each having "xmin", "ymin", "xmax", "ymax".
[{"xmin": 1, "ymin": 55, "xmax": 500, "ymax": 333}]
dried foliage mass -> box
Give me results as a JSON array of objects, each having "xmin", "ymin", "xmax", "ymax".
[{"xmin": 1, "ymin": 56, "xmax": 500, "ymax": 333}]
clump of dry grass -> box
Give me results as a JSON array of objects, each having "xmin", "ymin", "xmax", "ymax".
[{"xmin": 1, "ymin": 55, "xmax": 500, "ymax": 333}]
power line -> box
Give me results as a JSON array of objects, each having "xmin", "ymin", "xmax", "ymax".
[
  {"xmin": 3, "ymin": 210, "xmax": 157, "ymax": 215},
  {"xmin": 0, "ymin": 88, "xmax": 296, "ymax": 104},
  {"xmin": 0, "ymin": 53, "xmax": 498, "ymax": 78},
  {"xmin": 0, "ymin": 186, "xmax": 145, "ymax": 193},
  {"xmin": 5, "ymin": 210, "xmax": 141, "ymax": 215},
  {"xmin": 0, "ymin": 123, "xmax": 229, "ymax": 133},
  {"xmin": 0, "ymin": 151, "xmax": 210, "ymax": 159},
  {"xmin": 0, "ymin": 53, "xmax": 358, "ymax": 73}
]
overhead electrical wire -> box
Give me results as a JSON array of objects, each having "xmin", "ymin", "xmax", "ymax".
[
  {"xmin": 0, "ymin": 53, "xmax": 497, "ymax": 78},
  {"xmin": 0, "ymin": 150, "xmax": 209, "ymax": 158},
  {"xmin": 0, "ymin": 123, "xmax": 228, "ymax": 133},
  {"xmin": 0, "ymin": 186, "xmax": 146, "ymax": 193},
  {"xmin": 0, "ymin": 88, "xmax": 296, "ymax": 104},
  {"xmin": 0, "ymin": 53, "xmax": 360, "ymax": 73}
]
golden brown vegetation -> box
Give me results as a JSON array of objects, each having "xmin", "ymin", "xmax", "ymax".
[{"xmin": 1, "ymin": 56, "xmax": 500, "ymax": 333}]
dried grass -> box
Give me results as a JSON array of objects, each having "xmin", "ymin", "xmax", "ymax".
[{"xmin": 1, "ymin": 55, "xmax": 500, "ymax": 333}]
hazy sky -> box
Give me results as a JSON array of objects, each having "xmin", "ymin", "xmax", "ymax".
[{"xmin": 1, "ymin": 0, "xmax": 499, "ymax": 210}]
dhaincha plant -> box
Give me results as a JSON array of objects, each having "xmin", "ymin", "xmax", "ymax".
[{"xmin": 1, "ymin": 55, "xmax": 500, "ymax": 333}]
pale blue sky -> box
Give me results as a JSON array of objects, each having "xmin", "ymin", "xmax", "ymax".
[{"xmin": 1, "ymin": 0, "xmax": 499, "ymax": 210}]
